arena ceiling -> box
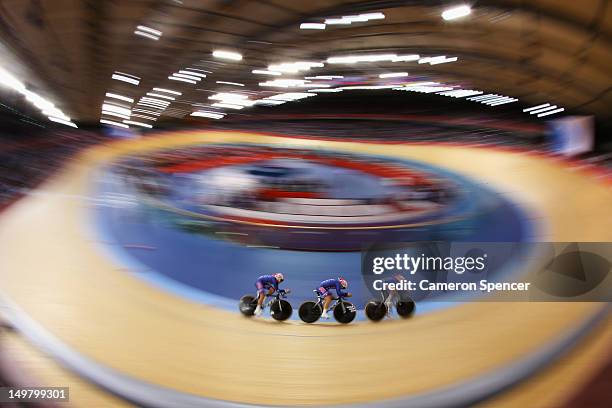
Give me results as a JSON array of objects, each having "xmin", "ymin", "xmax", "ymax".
[{"xmin": 0, "ymin": 0, "xmax": 610, "ymax": 126}]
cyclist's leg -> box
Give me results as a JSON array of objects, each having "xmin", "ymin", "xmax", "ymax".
[
  {"xmin": 321, "ymin": 290, "xmax": 332, "ymax": 318},
  {"xmin": 384, "ymin": 289, "xmax": 398, "ymax": 307},
  {"xmin": 383, "ymin": 289, "xmax": 398, "ymax": 317},
  {"xmin": 255, "ymin": 282, "xmax": 266, "ymax": 306},
  {"xmin": 254, "ymin": 282, "xmax": 266, "ymax": 316}
]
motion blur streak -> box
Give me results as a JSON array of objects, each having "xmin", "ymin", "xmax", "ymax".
[{"xmin": 0, "ymin": 1, "xmax": 610, "ymax": 408}]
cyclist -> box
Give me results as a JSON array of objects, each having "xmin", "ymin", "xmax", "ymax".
[
  {"xmin": 317, "ymin": 277, "xmax": 351, "ymax": 319},
  {"xmin": 254, "ymin": 273, "xmax": 285, "ymax": 316},
  {"xmin": 383, "ymin": 274, "xmax": 407, "ymax": 317}
]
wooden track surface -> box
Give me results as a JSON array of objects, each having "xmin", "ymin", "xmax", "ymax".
[
  {"xmin": 0, "ymin": 329, "xmax": 131, "ymax": 407},
  {"xmin": 1, "ymin": 315, "xmax": 610, "ymax": 408},
  {"xmin": 478, "ymin": 316, "xmax": 612, "ymax": 408},
  {"xmin": 1, "ymin": 314, "xmax": 610, "ymax": 408},
  {"xmin": 0, "ymin": 131, "xmax": 611, "ymax": 406}
]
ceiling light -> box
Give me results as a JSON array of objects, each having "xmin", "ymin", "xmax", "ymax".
[
  {"xmin": 267, "ymin": 92, "xmax": 313, "ymax": 101},
  {"xmin": 0, "ymin": 66, "xmax": 26, "ymax": 92},
  {"xmin": 137, "ymin": 98, "xmax": 167, "ymax": 105},
  {"xmin": 391, "ymin": 54, "xmax": 420, "ymax": 62},
  {"xmin": 153, "ymin": 88, "xmax": 182, "ymax": 95},
  {"xmin": 216, "ymin": 81, "xmax": 245, "ymax": 87},
  {"xmin": 259, "ymin": 78, "xmax": 309, "ymax": 87},
  {"xmin": 268, "ymin": 61, "xmax": 323, "ymax": 73},
  {"xmin": 137, "ymin": 105, "xmax": 166, "ymax": 111},
  {"xmin": 226, "ymin": 99, "xmax": 256, "ymax": 106},
  {"xmin": 209, "ymin": 92, "xmax": 249, "ymax": 100},
  {"xmin": 300, "ymin": 61, "xmax": 323, "ymax": 68},
  {"xmin": 132, "ymin": 109, "xmax": 161, "ymax": 115},
  {"xmin": 379, "ymin": 72, "xmax": 409, "ymax": 78},
  {"xmin": 112, "ymin": 72, "xmax": 140, "ymax": 85},
  {"xmin": 209, "ymin": 98, "xmax": 254, "ymax": 107},
  {"xmin": 179, "ymin": 70, "xmax": 206, "ymax": 77},
  {"xmin": 307, "ymin": 88, "xmax": 343, "ymax": 93},
  {"xmin": 252, "ymin": 69, "xmax": 282, "ymax": 76},
  {"xmin": 468, "ymin": 94, "xmax": 500, "ymax": 101},
  {"xmin": 136, "ymin": 26, "xmax": 162, "ymax": 36},
  {"xmin": 340, "ymin": 85, "xmax": 397, "ymax": 90},
  {"xmin": 102, "ymin": 110, "xmax": 131, "ymax": 120},
  {"xmin": 133, "ymin": 103, "xmax": 165, "ymax": 111},
  {"xmin": 255, "ymin": 99, "xmax": 286, "ymax": 105},
  {"xmin": 438, "ymin": 89, "xmax": 482, "ymax": 98},
  {"xmin": 48, "ymin": 116, "xmax": 77, "ymax": 128},
  {"xmin": 430, "ymin": 56, "xmax": 458, "ymax": 65},
  {"xmin": 420, "ymin": 56, "xmax": 444, "ymax": 64},
  {"xmin": 359, "ymin": 12, "xmax": 385, "ymax": 20},
  {"xmin": 487, "ymin": 98, "xmax": 518, "ymax": 106},
  {"xmin": 100, "ymin": 119, "xmax": 129, "ymax": 128},
  {"xmin": 191, "ymin": 111, "xmax": 225, "ymax": 119},
  {"xmin": 146, "ymin": 92, "xmax": 175, "ymax": 100},
  {"xmin": 105, "ymin": 92, "xmax": 134, "ymax": 103},
  {"xmin": 537, "ymin": 108, "xmax": 565, "ymax": 117},
  {"xmin": 169, "ymin": 76, "xmax": 196, "ymax": 84},
  {"xmin": 172, "ymin": 73, "xmax": 201, "ymax": 81},
  {"xmin": 212, "ymin": 50, "xmax": 242, "ymax": 61},
  {"xmin": 131, "ymin": 113, "xmax": 157, "ymax": 120},
  {"xmin": 140, "ymin": 96, "xmax": 170, "ymax": 103},
  {"xmin": 396, "ymin": 85, "xmax": 454, "ymax": 93},
  {"xmin": 211, "ymin": 102, "xmax": 244, "ymax": 109},
  {"xmin": 136, "ymin": 102, "xmax": 166, "ymax": 109},
  {"xmin": 102, "ymin": 103, "xmax": 131, "ymax": 115},
  {"xmin": 342, "ymin": 15, "xmax": 369, "ymax": 22},
  {"xmin": 102, "ymin": 101, "xmax": 132, "ymax": 110},
  {"xmin": 523, "ymin": 103, "xmax": 550, "ymax": 112},
  {"xmin": 43, "ymin": 110, "xmax": 70, "ymax": 120},
  {"xmin": 327, "ymin": 53, "xmax": 397, "ymax": 64},
  {"xmin": 23, "ymin": 91, "xmax": 55, "ymax": 109},
  {"xmin": 442, "ymin": 5, "xmax": 472, "ymax": 21},
  {"xmin": 140, "ymin": 101, "xmax": 169, "ymax": 107},
  {"xmin": 134, "ymin": 31, "xmax": 160, "ymax": 40},
  {"xmin": 481, "ymin": 96, "xmax": 513, "ymax": 104},
  {"xmin": 417, "ymin": 56, "xmax": 458, "ymax": 65},
  {"xmin": 298, "ymin": 83, "xmax": 331, "ymax": 88},
  {"xmin": 530, "ymin": 105, "xmax": 558, "ymax": 115},
  {"xmin": 187, "ymin": 68, "xmax": 211, "ymax": 73},
  {"xmin": 325, "ymin": 18, "xmax": 352, "ymax": 25},
  {"xmin": 300, "ymin": 23, "xmax": 326, "ymax": 30},
  {"xmin": 304, "ymin": 75, "xmax": 344, "ymax": 80},
  {"xmin": 1, "ymin": 66, "xmax": 74, "ymax": 126}
]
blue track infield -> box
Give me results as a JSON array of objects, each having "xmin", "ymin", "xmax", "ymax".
[{"xmin": 88, "ymin": 147, "xmax": 537, "ymax": 319}]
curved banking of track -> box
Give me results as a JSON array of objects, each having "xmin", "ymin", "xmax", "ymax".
[{"xmin": 0, "ymin": 131, "xmax": 611, "ymax": 407}]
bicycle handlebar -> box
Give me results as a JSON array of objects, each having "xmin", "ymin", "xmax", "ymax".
[
  {"xmin": 268, "ymin": 289, "xmax": 290, "ymax": 299},
  {"xmin": 313, "ymin": 290, "xmax": 350, "ymax": 301}
]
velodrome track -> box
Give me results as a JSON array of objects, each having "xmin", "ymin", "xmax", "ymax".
[{"xmin": 0, "ymin": 131, "xmax": 611, "ymax": 407}]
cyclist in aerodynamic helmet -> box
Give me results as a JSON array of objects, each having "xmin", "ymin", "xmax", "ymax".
[
  {"xmin": 254, "ymin": 273, "xmax": 285, "ymax": 316},
  {"xmin": 316, "ymin": 277, "xmax": 351, "ymax": 319},
  {"xmin": 383, "ymin": 273, "xmax": 407, "ymax": 318}
]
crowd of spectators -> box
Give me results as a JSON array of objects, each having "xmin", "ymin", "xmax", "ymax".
[
  {"xmin": 0, "ymin": 117, "xmax": 609, "ymax": 211},
  {"xmin": 210, "ymin": 118, "xmax": 545, "ymax": 147},
  {"xmin": 0, "ymin": 130, "xmax": 106, "ymax": 208}
]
